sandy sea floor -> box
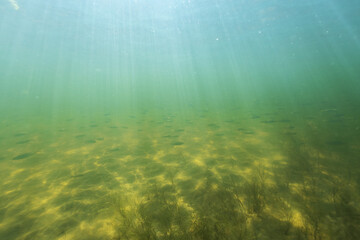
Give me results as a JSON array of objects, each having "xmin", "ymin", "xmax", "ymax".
[{"xmin": 0, "ymin": 100, "xmax": 360, "ymax": 240}]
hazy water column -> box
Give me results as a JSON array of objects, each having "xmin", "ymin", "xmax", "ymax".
[{"xmin": 0, "ymin": 0, "xmax": 359, "ymax": 115}]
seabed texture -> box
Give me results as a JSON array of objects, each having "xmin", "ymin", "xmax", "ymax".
[{"xmin": 1, "ymin": 99, "xmax": 360, "ymax": 239}]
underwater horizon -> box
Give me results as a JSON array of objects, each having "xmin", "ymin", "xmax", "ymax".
[{"xmin": 1, "ymin": 0, "xmax": 360, "ymax": 239}]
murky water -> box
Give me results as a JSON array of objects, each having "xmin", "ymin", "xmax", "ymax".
[{"xmin": 1, "ymin": 0, "xmax": 360, "ymax": 239}]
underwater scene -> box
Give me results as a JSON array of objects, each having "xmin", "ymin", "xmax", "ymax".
[{"xmin": 0, "ymin": 0, "xmax": 360, "ymax": 239}]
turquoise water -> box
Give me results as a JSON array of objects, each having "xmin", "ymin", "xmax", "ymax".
[{"xmin": 1, "ymin": 0, "xmax": 360, "ymax": 239}]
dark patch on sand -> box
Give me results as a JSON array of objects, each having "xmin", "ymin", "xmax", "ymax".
[
  {"xmin": 13, "ymin": 153, "xmax": 33, "ymax": 160},
  {"xmin": 14, "ymin": 133, "xmax": 26, "ymax": 137},
  {"xmin": 326, "ymin": 140, "xmax": 345, "ymax": 146},
  {"xmin": 261, "ymin": 120, "xmax": 276, "ymax": 124},
  {"xmin": 16, "ymin": 140, "xmax": 30, "ymax": 144}
]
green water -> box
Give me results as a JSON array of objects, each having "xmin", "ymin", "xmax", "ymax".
[{"xmin": 1, "ymin": 0, "xmax": 360, "ymax": 239}]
